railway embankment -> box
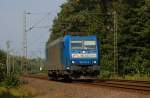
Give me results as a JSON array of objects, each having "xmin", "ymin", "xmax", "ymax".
[{"xmin": 19, "ymin": 76, "xmax": 150, "ymax": 98}]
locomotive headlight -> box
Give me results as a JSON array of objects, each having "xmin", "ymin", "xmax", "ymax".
[
  {"xmin": 93, "ymin": 61, "xmax": 96, "ymax": 63},
  {"xmin": 82, "ymin": 51, "xmax": 86, "ymax": 53},
  {"xmin": 66, "ymin": 67, "xmax": 70, "ymax": 70},
  {"xmin": 72, "ymin": 61, "xmax": 75, "ymax": 64}
]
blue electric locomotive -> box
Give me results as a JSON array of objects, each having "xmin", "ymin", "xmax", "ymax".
[{"xmin": 46, "ymin": 35, "xmax": 100, "ymax": 79}]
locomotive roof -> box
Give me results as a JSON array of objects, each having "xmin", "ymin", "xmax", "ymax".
[
  {"xmin": 70, "ymin": 35, "xmax": 97, "ymax": 40},
  {"xmin": 48, "ymin": 35, "xmax": 97, "ymax": 47},
  {"xmin": 48, "ymin": 37, "xmax": 63, "ymax": 47}
]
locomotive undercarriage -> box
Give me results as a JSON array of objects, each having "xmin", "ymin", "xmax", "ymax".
[{"xmin": 48, "ymin": 65, "xmax": 100, "ymax": 80}]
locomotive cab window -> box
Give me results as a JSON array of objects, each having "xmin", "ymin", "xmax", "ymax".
[
  {"xmin": 71, "ymin": 41, "xmax": 83, "ymax": 50},
  {"xmin": 84, "ymin": 41, "xmax": 96, "ymax": 50},
  {"xmin": 71, "ymin": 40, "xmax": 96, "ymax": 50}
]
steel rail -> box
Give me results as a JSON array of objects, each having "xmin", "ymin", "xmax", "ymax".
[{"xmin": 22, "ymin": 74, "xmax": 150, "ymax": 92}]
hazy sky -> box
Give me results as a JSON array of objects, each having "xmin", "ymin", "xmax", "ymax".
[{"xmin": 0, "ymin": 0, "xmax": 66, "ymax": 58}]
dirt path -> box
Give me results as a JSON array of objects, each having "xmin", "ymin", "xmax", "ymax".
[{"xmin": 21, "ymin": 77, "xmax": 150, "ymax": 98}]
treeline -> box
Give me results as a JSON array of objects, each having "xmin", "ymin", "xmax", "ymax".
[
  {"xmin": 47, "ymin": 0, "xmax": 150, "ymax": 77},
  {"xmin": 0, "ymin": 49, "xmax": 21, "ymax": 86},
  {"xmin": 0, "ymin": 50, "xmax": 7, "ymax": 81},
  {"xmin": 0, "ymin": 49, "xmax": 46, "ymax": 86}
]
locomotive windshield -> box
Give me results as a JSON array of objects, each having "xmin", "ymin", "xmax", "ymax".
[
  {"xmin": 71, "ymin": 40, "xmax": 96, "ymax": 50},
  {"xmin": 71, "ymin": 41, "xmax": 83, "ymax": 50}
]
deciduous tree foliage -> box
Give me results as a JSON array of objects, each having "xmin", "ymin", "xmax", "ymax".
[
  {"xmin": 47, "ymin": 0, "xmax": 150, "ymax": 76},
  {"xmin": 0, "ymin": 50, "xmax": 6, "ymax": 81}
]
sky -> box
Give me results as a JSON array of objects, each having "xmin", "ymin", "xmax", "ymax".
[{"xmin": 0, "ymin": 0, "xmax": 66, "ymax": 58}]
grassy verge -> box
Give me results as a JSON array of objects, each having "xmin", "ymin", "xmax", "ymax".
[
  {"xmin": 122, "ymin": 74, "xmax": 150, "ymax": 81},
  {"xmin": 98, "ymin": 72, "xmax": 150, "ymax": 81},
  {"xmin": 0, "ymin": 84, "xmax": 36, "ymax": 98},
  {"xmin": 0, "ymin": 94, "xmax": 20, "ymax": 98},
  {"xmin": 0, "ymin": 72, "xmax": 45, "ymax": 98}
]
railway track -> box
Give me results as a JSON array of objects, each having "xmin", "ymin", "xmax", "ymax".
[
  {"xmin": 22, "ymin": 74, "xmax": 150, "ymax": 92},
  {"xmin": 78, "ymin": 80, "xmax": 150, "ymax": 92}
]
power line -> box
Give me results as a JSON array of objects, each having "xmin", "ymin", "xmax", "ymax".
[
  {"xmin": 22, "ymin": 11, "xmax": 51, "ymax": 73},
  {"xmin": 26, "ymin": 12, "xmax": 50, "ymax": 32}
]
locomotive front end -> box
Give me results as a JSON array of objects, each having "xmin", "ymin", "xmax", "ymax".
[
  {"xmin": 69, "ymin": 36, "xmax": 100, "ymax": 77},
  {"xmin": 71, "ymin": 40, "xmax": 98, "ymax": 65}
]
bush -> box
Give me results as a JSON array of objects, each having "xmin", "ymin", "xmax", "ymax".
[
  {"xmin": 0, "ymin": 63, "xmax": 6, "ymax": 82},
  {"xmin": 98, "ymin": 69, "xmax": 112, "ymax": 79},
  {"xmin": 3, "ymin": 73, "xmax": 20, "ymax": 87}
]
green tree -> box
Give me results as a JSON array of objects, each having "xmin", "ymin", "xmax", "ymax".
[
  {"xmin": 47, "ymin": 0, "xmax": 150, "ymax": 77},
  {"xmin": 0, "ymin": 49, "xmax": 7, "ymax": 81}
]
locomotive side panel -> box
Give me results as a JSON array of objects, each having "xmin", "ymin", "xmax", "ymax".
[{"xmin": 47, "ymin": 37, "xmax": 64, "ymax": 70}]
